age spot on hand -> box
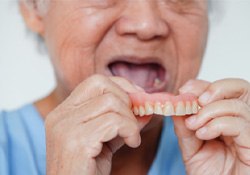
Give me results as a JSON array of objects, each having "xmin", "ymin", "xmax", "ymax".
[{"xmin": 129, "ymin": 92, "xmax": 199, "ymax": 117}]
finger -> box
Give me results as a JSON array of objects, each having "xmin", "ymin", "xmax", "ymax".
[
  {"xmin": 76, "ymin": 112, "xmax": 141, "ymax": 156},
  {"xmin": 82, "ymin": 93, "xmax": 151, "ymax": 130},
  {"xmin": 172, "ymin": 116, "xmax": 203, "ymax": 162},
  {"xmin": 109, "ymin": 76, "xmax": 145, "ymax": 93},
  {"xmin": 51, "ymin": 92, "xmax": 137, "ymax": 127},
  {"xmin": 199, "ymin": 78, "xmax": 250, "ymax": 106},
  {"xmin": 185, "ymin": 99, "xmax": 249, "ymax": 130},
  {"xmin": 58, "ymin": 112, "xmax": 141, "ymax": 175},
  {"xmin": 179, "ymin": 79, "xmax": 210, "ymax": 96},
  {"xmin": 68, "ymin": 74, "xmax": 140, "ymax": 106},
  {"xmin": 195, "ymin": 116, "xmax": 248, "ymax": 144}
]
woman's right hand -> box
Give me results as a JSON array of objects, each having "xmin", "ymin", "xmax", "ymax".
[{"xmin": 45, "ymin": 75, "xmax": 149, "ymax": 175}]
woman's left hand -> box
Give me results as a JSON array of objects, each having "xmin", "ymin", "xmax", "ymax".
[{"xmin": 173, "ymin": 78, "xmax": 250, "ymax": 175}]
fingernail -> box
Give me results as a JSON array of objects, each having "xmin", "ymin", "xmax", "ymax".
[
  {"xmin": 134, "ymin": 85, "xmax": 145, "ymax": 92},
  {"xmin": 185, "ymin": 80, "xmax": 194, "ymax": 86},
  {"xmin": 179, "ymin": 85, "xmax": 192, "ymax": 94},
  {"xmin": 197, "ymin": 127, "xmax": 207, "ymax": 135},
  {"xmin": 186, "ymin": 116, "xmax": 196, "ymax": 126},
  {"xmin": 199, "ymin": 92, "xmax": 211, "ymax": 104}
]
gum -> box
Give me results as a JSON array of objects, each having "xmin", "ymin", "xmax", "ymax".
[{"xmin": 129, "ymin": 92, "xmax": 197, "ymax": 107}]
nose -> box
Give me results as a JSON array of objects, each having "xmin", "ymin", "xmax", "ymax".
[{"xmin": 115, "ymin": 1, "xmax": 169, "ymax": 41}]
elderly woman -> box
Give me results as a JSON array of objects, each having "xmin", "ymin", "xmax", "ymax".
[{"xmin": 1, "ymin": 0, "xmax": 250, "ymax": 174}]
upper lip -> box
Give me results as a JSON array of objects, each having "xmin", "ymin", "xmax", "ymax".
[{"xmin": 107, "ymin": 55, "xmax": 164, "ymax": 66}]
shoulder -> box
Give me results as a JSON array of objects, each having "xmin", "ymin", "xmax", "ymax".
[
  {"xmin": 0, "ymin": 104, "xmax": 46, "ymax": 175},
  {"xmin": 0, "ymin": 105, "xmax": 35, "ymax": 160},
  {"xmin": 0, "ymin": 107, "xmax": 27, "ymax": 175},
  {"xmin": 0, "ymin": 104, "xmax": 39, "ymax": 138},
  {"xmin": 0, "ymin": 104, "xmax": 45, "ymax": 148},
  {"xmin": 0, "ymin": 110, "xmax": 9, "ymax": 174}
]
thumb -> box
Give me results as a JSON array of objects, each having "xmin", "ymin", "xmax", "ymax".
[
  {"xmin": 179, "ymin": 79, "xmax": 210, "ymax": 96},
  {"xmin": 172, "ymin": 115, "xmax": 203, "ymax": 162}
]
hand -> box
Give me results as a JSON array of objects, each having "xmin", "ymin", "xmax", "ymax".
[
  {"xmin": 173, "ymin": 78, "xmax": 250, "ymax": 175},
  {"xmin": 45, "ymin": 74, "xmax": 151, "ymax": 175}
]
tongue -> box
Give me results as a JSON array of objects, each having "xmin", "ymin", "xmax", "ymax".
[{"xmin": 109, "ymin": 62, "xmax": 160, "ymax": 89}]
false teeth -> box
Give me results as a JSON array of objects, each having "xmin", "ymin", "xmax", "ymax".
[
  {"xmin": 185, "ymin": 101, "xmax": 192, "ymax": 115},
  {"xmin": 133, "ymin": 100, "xmax": 199, "ymax": 117},
  {"xmin": 175, "ymin": 102, "xmax": 186, "ymax": 116},
  {"xmin": 139, "ymin": 105, "xmax": 145, "ymax": 117},
  {"xmin": 145, "ymin": 102, "xmax": 154, "ymax": 115},
  {"xmin": 133, "ymin": 106, "xmax": 139, "ymax": 116},
  {"xmin": 154, "ymin": 102, "xmax": 163, "ymax": 115},
  {"xmin": 163, "ymin": 102, "xmax": 174, "ymax": 116}
]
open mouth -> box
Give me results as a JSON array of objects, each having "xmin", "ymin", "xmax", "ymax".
[{"xmin": 108, "ymin": 60, "xmax": 168, "ymax": 93}]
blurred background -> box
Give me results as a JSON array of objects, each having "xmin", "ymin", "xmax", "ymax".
[{"xmin": 0, "ymin": 0, "xmax": 250, "ymax": 110}]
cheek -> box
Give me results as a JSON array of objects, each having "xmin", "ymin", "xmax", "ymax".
[
  {"xmin": 53, "ymin": 52, "xmax": 95, "ymax": 91},
  {"xmin": 164, "ymin": 12, "xmax": 208, "ymax": 89},
  {"xmin": 42, "ymin": 4, "xmax": 118, "ymax": 91}
]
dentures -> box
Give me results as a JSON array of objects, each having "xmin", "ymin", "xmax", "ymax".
[{"xmin": 129, "ymin": 92, "xmax": 199, "ymax": 117}]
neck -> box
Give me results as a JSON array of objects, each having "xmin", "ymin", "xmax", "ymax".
[
  {"xmin": 34, "ymin": 86, "xmax": 67, "ymax": 118},
  {"xmin": 35, "ymin": 87, "xmax": 163, "ymax": 175}
]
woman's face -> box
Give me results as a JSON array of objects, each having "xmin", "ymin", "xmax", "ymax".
[{"xmin": 32, "ymin": 0, "xmax": 208, "ymax": 94}]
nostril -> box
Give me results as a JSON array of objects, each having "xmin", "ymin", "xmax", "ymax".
[
  {"xmin": 115, "ymin": 16, "xmax": 169, "ymax": 41},
  {"xmin": 137, "ymin": 24, "xmax": 169, "ymax": 41}
]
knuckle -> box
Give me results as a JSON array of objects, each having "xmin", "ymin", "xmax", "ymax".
[
  {"xmin": 104, "ymin": 93, "xmax": 124, "ymax": 109},
  {"xmin": 63, "ymin": 135, "xmax": 81, "ymax": 152},
  {"xmin": 122, "ymin": 94, "xmax": 131, "ymax": 107},
  {"xmin": 106, "ymin": 112, "xmax": 123, "ymax": 124},
  {"xmin": 122, "ymin": 117, "xmax": 140, "ymax": 135},
  {"xmin": 62, "ymin": 130, "xmax": 93, "ymax": 156},
  {"xmin": 230, "ymin": 99, "xmax": 248, "ymax": 115},
  {"xmin": 213, "ymin": 120, "xmax": 223, "ymax": 131},
  {"xmin": 106, "ymin": 112, "xmax": 136, "ymax": 131},
  {"xmin": 130, "ymin": 121, "xmax": 140, "ymax": 135},
  {"xmin": 77, "ymin": 74, "xmax": 108, "ymax": 92},
  {"xmin": 238, "ymin": 78, "xmax": 249, "ymax": 85},
  {"xmin": 89, "ymin": 74, "xmax": 108, "ymax": 86},
  {"xmin": 207, "ymin": 82, "xmax": 220, "ymax": 95},
  {"xmin": 62, "ymin": 126, "xmax": 104, "ymax": 158}
]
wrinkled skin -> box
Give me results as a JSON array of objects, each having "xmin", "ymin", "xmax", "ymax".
[
  {"xmin": 20, "ymin": 0, "xmax": 250, "ymax": 174},
  {"xmin": 177, "ymin": 79, "xmax": 250, "ymax": 175}
]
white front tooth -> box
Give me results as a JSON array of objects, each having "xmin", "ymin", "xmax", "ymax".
[
  {"xmin": 133, "ymin": 106, "xmax": 139, "ymax": 115},
  {"xmin": 175, "ymin": 102, "xmax": 186, "ymax": 116},
  {"xmin": 163, "ymin": 102, "xmax": 174, "ymax": 116},
  {"xmin": 145, "ymin": 102, "xmax": 154, "ymax": 115},
  {"xmin": 153, "ymin": 78, "xmax": 161, "ymax": 87},
  {"xmin": 186, "ymin": 101, "xmax": 192, "ymax": 115},
  {"xmin": 192, "ymin": 101, "xmax": 198, "ymax": 114},
  {"xmin": 139, "ymin": 106, "xmax": 145, "ymax": 117},
  {"xmin": 154, "ymin": 102, "xmax": 163, "ymax": 115}
]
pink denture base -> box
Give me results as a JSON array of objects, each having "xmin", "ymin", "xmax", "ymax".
[{"xmin": 129, "ymin": 92, "xmax": 197, "ymax": 106}]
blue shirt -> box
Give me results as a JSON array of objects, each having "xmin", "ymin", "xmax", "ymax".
[{"xmin": 0, "ymin": 104, "xmax": 186, "ymax": 175}]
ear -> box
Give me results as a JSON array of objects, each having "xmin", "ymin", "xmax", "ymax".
[{"xmin": 19, "ymin": 1, "xmax": 45, "ymax": 36}]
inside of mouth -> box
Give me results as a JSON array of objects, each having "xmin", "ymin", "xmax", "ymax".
[{"xmin": 108, "ymin": 61, "xmax": 166, "ymax": 91}]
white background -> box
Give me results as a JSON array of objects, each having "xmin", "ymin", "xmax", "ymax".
[{"xmin": 0, "ymin": 0, "xmax": 250, "ymax": 110}]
